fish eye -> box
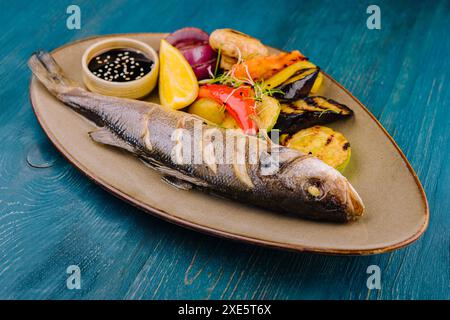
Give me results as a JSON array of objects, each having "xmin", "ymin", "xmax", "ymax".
[
  {"xmin": 303, "ymin": 178, "xmax": 324, "ymax": 199},
  {"xmin": 307, "ymin": 185, "xmax": 321, "ymax": 197}
]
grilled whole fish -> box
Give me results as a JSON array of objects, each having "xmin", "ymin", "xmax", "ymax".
[{"xmin": 29, "ymin": 51, "xmax": 364, "ymax": 222}]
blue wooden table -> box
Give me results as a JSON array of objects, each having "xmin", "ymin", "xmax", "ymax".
[{"xmin": 0, "ymin": 0, "xmax": 448, "ymax": 300}]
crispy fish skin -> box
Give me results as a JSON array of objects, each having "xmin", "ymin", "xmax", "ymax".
[{"xmin": 28, "ymin": 51, "xmax": 364, "ymax": 222}]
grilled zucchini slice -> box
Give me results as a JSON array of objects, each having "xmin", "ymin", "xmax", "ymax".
[
  {"xmin": 255, "ymin": 95, "xmax": 281, "ymax": 131},
  {"xmin": 275, "ymin": 96, "xmax": 353, "ymax": 134},
  {"xmin": 221, "ymin": 112, "xmax": 240, "ymax": 129},
  {"xmin": 281, "ymin": 126, "xmax": 351, "ymax": 172},
  {"xmin": 188, "ymin": 98, "xmax": 225, "ymax": 125},
  {"xmin": 220, "ymin": 96, "xmax": 280, "ymax": 132}
]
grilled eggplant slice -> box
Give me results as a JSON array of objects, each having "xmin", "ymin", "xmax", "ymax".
[
  {"xmin": 273, "ymin": 68, "xmax": 319, "ymax": 101},
  {"xmin": 264, "ymin": 60, "xmax": 323, "ymax": 94},
  {"xmin": 264, "ymin": 61, "xmax": 316, "ymax": 89},
  {"xmin": 275, "ymin": 96, "xmax": 353, "ymax": 134},
  {"xmin": 311, "ymin": 72, "xmax": 323, "ymax": 94},
  {"xmin": 281, "ymin": 125, "xmax": 351, "ymax": 172}
]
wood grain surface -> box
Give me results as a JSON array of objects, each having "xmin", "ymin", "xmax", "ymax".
[{"xmin": 0, "ymin": 0, "xmax": 448, "ymax": 299}]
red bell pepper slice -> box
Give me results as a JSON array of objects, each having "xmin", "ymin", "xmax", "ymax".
[{"xmin": 198, "ymin": 84, "xmax": 258, "ymax": 134}]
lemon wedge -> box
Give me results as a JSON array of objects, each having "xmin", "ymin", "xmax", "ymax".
[{"xmin": 159, "ymin": 39, "xmax": 199, "ymax": 109}]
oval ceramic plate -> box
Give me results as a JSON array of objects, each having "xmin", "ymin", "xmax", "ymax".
[{"xmin": 29, "ymin": 33, "xmax": 429, "ymax": 255}]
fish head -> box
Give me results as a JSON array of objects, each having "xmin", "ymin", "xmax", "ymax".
[{"xmin": 280, "ymin": 156, "xmax": 365, "ymax": 221}]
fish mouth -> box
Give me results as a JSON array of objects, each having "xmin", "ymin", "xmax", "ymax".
[{"xmin": 345, "ymin": 182, "xmax": 365, "ymax": 220}]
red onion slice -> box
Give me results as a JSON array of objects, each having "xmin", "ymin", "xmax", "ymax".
[
  {"xmin": 192, "ymin": 58, "xmax": 217, "ymax": 80},
  {"xmin": 165, "ymin": 27, "xmax": 218, "ymax": 80},
  {"xmin": 165, "ymin": 27, "xmax": 210, "ymax": 47},
  {"xmin": 180, "ymin": 44, "xmax": 216, "ymax": 68}
]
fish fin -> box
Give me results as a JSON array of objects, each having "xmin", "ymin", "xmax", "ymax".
[
  {"xmin": 28, "ymin": 51, "xmax": 76, "ymax": 94},
  {"xmin": 139, "ymin": 157, "xmax": 209, "ymax": 188},
  {"xmin": 139, "ymin": 156, "xmax": 166, "ymax": 169},
  {"xmin": 89, "ymin": 128, "xmax": 135, "ymax": 153},
  {"xmin": 161, "ymin": 176, "xmax": 193, "ymax": 191}
]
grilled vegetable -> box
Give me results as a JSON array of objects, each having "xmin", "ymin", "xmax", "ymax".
[
  {"xmin": 274, "ymin": 68, "xmax": 319, "ymax": 101},
  {"xmin": 219, "ymin": 55, "xmax": 238, "ymax": 70},
  {"xmin": 281, "ymin": 126, "xmax": 351, "ymax": 172},
  {"xmin": 215, "ymin": 96, "xmax": 280, "ymax": 132},
  {"xmin": 264, "ymin": 60, "xmax": 323, "ymax": 94},
  {"xmin": 166, "ymin": 27, "xmax": 209, "ymax": 46},
  {"xmin": 198, "ymin": 84, "xmax": 257, "ymax": 134},
  {"xmin": 275, "ymin": 96, "xmax": 354, "ymax": 134},
  {"xmin": 188, "ymin": 98, "xmax": 225, "ymax": 124},
  {"xmin": 254, "ymin": 95, "xmax": 281, "ymax": 131},
  {"xmin": 311, "ymin": 72, "xmax": 323, "ymax": 94},
  {"xmin": 264, "ymin": 61, "xmax": 314, "ymax": 89},
  {"xmin": 166, "ymin": 27, "xmax": 217, "ymax": 80},
  {"xmin": 221, "ymin": 112, "xmax": 240, "ymax": 129},
  {"xmin": 232, "ymin": 50, "xmax": 306, "ymax": 81},
  {"xmin": 209, "ymin": 29, "xmax": 268, "ymax": 70}
]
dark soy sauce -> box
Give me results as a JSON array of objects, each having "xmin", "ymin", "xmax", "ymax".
[{"xmin": 88, "ymin": 48, "xmax": 153, "ymax": 82}]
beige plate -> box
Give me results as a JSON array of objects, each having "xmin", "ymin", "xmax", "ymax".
[{"xmin": 29, "ymin": 33, "xmax": 429, "ymax": 255}]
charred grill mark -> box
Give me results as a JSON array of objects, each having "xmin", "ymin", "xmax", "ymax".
[
  {"xmin": 280, "ymin": 133, "xmax": 292, "ymax": 145},
  {"xmin": 307, "ymin": 97, "xmax": 320, "ymax": 108},
  {"xmin": 326, "ymin": 135, "xmax": 334, "ymax": 145},
  {"xmin": 229, "ymin": 29, "xmax": 249, "ymax": 37},
  {"xmin": 343, "ymin": 142, "xmax": 350, "ymax": 150}
]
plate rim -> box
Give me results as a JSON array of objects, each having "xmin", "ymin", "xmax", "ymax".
[{"xmin": 28, "ymin": 33, "xmax": 429, "ymax": 255}]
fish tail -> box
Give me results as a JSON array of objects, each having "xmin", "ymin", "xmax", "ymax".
[{"xmin": 28, "ymin": 51, "xmax": 75, "ymax": 94}]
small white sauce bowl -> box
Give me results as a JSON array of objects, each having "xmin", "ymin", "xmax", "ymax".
[{"xmin": 82, "ymin": 37, "xmax": 159, "ymax": 99}]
